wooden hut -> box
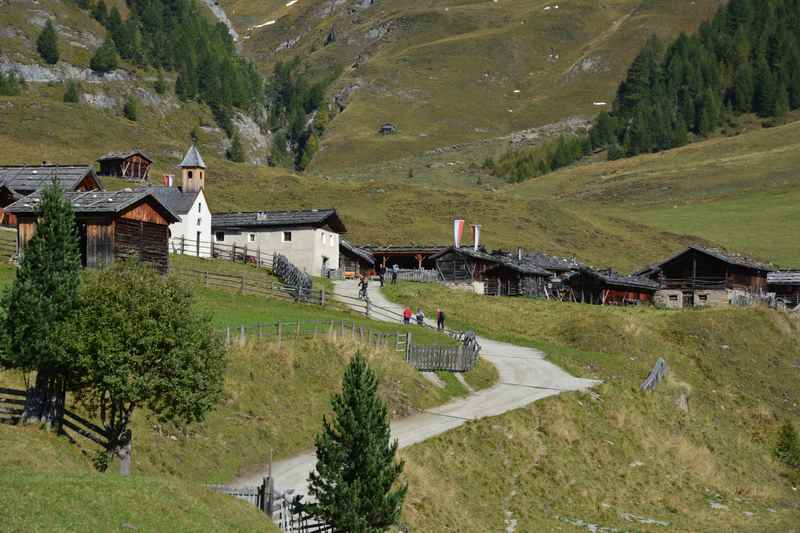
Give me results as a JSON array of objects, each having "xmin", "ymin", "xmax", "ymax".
[
  {"xmin": 430, "ymin": 246, "xmax": 502, "ymax": 283},
  {"xmin": 768, "ymin": 271, "xmax": 800, "ymax": 308},
  {"xmin": 7, "ymin": 190, "xmax": 178, "ymax": 273},
  {"xmin": 483, "ymin": 261, "xmax": 553, "ymax": 297},
  {"xmin": 565, "ymin": 268, "xmax": 660, "ymax": 305},
  {"xmin": 365, "ymin": 245, "xmax": 447, "ymax": 271},
  {"xmin": 636, "ymin": 245, "xmax": 772, "ymax": 308},
  {"xmin": 0, "ymin": 165, "xmax": 101, "ymax": 225},
  {"xmin": 97, "ymin": 150, "xmax": 153, "ymax": 180},
  {"xmin": 339, "ymin": 239, "xmax": 375, "ymax": 278}
]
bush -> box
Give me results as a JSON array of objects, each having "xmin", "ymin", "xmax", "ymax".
[
  {"xmin": 123, "ymin": 96, "xmax": 138, "ymax": 121},
  {"xmin": 37, "ymin": 20, "xmax": 60, "ymax": 65},
  {"xmin": 63, "ymin": 81, "xmax": 80, "ymax": 103},
  {"xmin": 154, "ymin": 69, "xmax": 167, "ymax": 95},
  {"xmin": 776, "ymin": 421, "xmax": 800, "ymax": 469},
  {"xmin": 90, "ymin": 38, "xmax": 118, "ymax": 73},
  {"xmin": 225, "ymin": 131, "xmax": 245, "ymax": 163},
  {"xmin": 0, "ymin": 72, "xmax": 23, "ymax": 96}
]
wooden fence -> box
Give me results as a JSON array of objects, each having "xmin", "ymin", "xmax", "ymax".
[
  {"xmin": 1, "ymin": 386, "xmax": 112, "ymax": 449},
  {"xmin": 169, "ymin": 237, "xmax": 274, "ymax": 268},
  {"xmin": 210, "ymin": 477, "xmax": 332, "ymax": 533},
  {"xmin": 172, "ymin": 268, "xmax": 326, "ymax": 306},
  {"xmin": 405, "ymin": 340, "xmax": 480, "ymax": 372}
]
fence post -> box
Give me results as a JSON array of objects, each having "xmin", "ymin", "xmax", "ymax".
[
  {"xmin": 210, "ymin": 239, "xmax": 215, "ymax": 258},
  {"xmin": 181, "ymin": 235, "xmax": 185, "ymax": 255},
  {"xmin": 240, "ymin": 275, "xmax": 245, "ymax": 294},
  {"xmin": 233, "ymin": 243, "xmax": 237, "ymax": 262},
  {"xmin": 405, "ymin": 332, "xmax": 412, "ymax": 362},
  {"xmin": 239, "ymin": 325, "xmax": 246, "ymax": 346},
  {"xmin": 277, "ymin": 322, "xmax": 282, "ymax": 349},
  {"xmin": 257, "ymin": 246, "xmax": 261, "ymax": 268},
  {"xmin": 321, "ymin": 287, "xmax": 326, "ymax": 307},
  {"xmin": 204, "ymin": 271, "xmax": 209, "ymax": 288},
  {"xmin": 329, "ymin": 320, "xmax": 335, "ymax": 339},
  {"xmin": 225, "ymin": 326, "xmax": 231, "ymax": 347}
]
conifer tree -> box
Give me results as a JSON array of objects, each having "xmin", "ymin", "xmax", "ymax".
[
  {"xmin": 0, "ymin": 180, "xmax": 82, "ymax": 427},
  {"xmin": 37, "ymin": 20, "xmax": 60, "ymax": 65},
  {"xmin": 90, "ymin": 38, "xmax": 118, "ymax": 73},
  {"xmin": 123, "ymin": 95, "xmax": 138, "ymax": 121},
  {"xmin": 91, "ymin": 0, "xmax": 108, "ymax": 25},
  {"xmin": 298, "ymin": 132, "xmax": 319, "ymax": 171},
  {"xmin": 63, "ymin": 80, "xmax": 80, "ymax": 103},
  {"xmin": 306, "ymin": 353, "xmax": 406, "ymax": 532},
  {"xmin": 225, "ymin": 131, "xmax": 245, "ymax": 162}
]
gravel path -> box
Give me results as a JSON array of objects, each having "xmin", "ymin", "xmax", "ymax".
[{"xmin": 234, "ymin": 280, "xmax": 598, "ymax": 494}]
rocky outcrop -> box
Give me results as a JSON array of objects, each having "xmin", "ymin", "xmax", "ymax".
[
  {"xmin": 332, "ymin": 82, "xmax": 362, "ymax": 112},
  {"xmin": 510, "ymin": 116, "xmax": 592, "ymax": 148},
  {"xmin": 0, "ymin": 59, "xmax": 134, "ymax": 83},
  {"xmin": 201, "ymin": 0, "xmax": 241, "ymax": 51},
  {"xmin": 233, "ymin": 112, "xmax": 271, "ymax": 165}
]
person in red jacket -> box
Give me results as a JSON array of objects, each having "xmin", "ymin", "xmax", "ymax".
[{"xmin": 402, "ymin": 306, "xmax": 412, "ymax": 325}]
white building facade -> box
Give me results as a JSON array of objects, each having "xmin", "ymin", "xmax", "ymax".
[{"xmin": 211, "ymin": 209, "xmax": 346, "ymax": 275}]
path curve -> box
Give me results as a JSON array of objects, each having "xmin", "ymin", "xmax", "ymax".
[{"xmin": 234, "ymin": 280, "xmax": 598, "ymax": 494}]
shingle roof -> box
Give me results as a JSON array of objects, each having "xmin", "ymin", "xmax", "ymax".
[
  {"xmin": 142, "ymin": 187, "xmax": 199, "ymax": 216},
  {"xmin": 362, "ymin": 244, "xmax": 448, "ymax": 254},
  {"xmin": 211, "ymin": 209, "xmax": 347, "ymax": 233},
  {"xmin": 570, "ymin": 268, "xmax": 662, "ymax": 290},
  {"xmin": 6, "ymin": 190, "xmax": 179, "ymax": 223},
  {"xmin": 97, "ymin": 150, "xmax": 153, "ymax": 163},
  {"xmin": 180, "ymin": 145, "xmax": 206, "ymax": 169},
  {"xmin": 768, "ymin": 271, "xmax": 800, "ymax": 285},
  {"xmin": 0, "ymin": 165, "xmax": 96, "ymax": 195},
  {"xmin": 636, "ymin": 245, "xmax": 773, "ymax": 275},
  {"xmin": 340, "ymin": 239, "xmax": 375, "ymax": 265},
  {"xmin": 431, "ymin": 246, "xmax": 553, "ymax": 276},
  {"xmin": 523, "ymin": 251, "xmax": 586, "ymax": 272},
  {"xmin": 486, "ymin": 260, "xmax": 553, "ymax": 277}
]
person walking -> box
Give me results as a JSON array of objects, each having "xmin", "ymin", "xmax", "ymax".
[
  {"xmin": 436, "ymin": 307, "xmax": 446, "ymax": 331},
  {"xmin": 391, "ymin": 263, "xmax": 399, "ymax": 285},
  {"xmin": 402, "ymin": 306, "xmax": 412, "ymax": 325},
  {"xmin": 415, "ymin": 307, "xmax": 425, "ymax": 326},
  {"xmin": 358, "ymin": 273, "xmax": 369, "ymax": 300},
  {"xmin": 377, "ymin": 265, "xmax": 385, "ymax": 287}
]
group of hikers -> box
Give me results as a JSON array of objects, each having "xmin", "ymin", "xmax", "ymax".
[
  {"xmin": 355, "ymin": 266, "xmax": 446, "ymax": 331},
  {"xmin": 402, "ymin": 305, "xmax": 446, "ymax": 331}
]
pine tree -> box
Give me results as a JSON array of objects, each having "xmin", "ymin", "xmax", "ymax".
[
  {"xmin": 225, "ymin": 131, "xmax": 245, "ymax": 162},
  {"xmin": 306, "ymin": 353, "xmax": 406, "ymax": 532},
  {"xmin": 732, "ymin": 63, "xmax": 755, "ymax": 112},
  {"xmin": 90, "ymin": 38, "xmax": 118, "ymax": 73},
  {"xmin": 298, "ymin": 132, "xmax": 319, "ymax": 171},
  {"xmin": 123, "ymin": 95, "xmax": 138, "ymax": 121},
  {"xmin": 0, "ymin": 181, "xmax": 82, "ymax": 427},
  {"xmin": 91, "ymin": 0, "xmax": 108, "ymax": 25},
  {"xmin": 154, "ymin": 69, "xmax": 167, "ymax": 95},
  {"xmin": 775, "ymin": 421, "xmax": 800, "ymax": 468},
  {"xmin": 63, "ymin": 81, "xmax": 80, "ymax": 103},
  {"xmin": 37, "ymin": 20, "xmax": 60, "ymax": 65}
]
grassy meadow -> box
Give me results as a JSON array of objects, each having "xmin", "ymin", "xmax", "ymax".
[{"xmin": 382, "ymin": 283, "xmax": 800, "ymax": 531}]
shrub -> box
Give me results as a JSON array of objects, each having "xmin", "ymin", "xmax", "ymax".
[
  {"xmin": 37, "ymin": 20, "xmax": 60, "ymax": 65},
  {"xmin": 0, "ymin": 72, "xmax": 23, "ymax": 96},
  {"xmin": 776, "ymin": 421, "xmax": 800, "ymax": 469},
  {"xmin": 63, "ymin": 81, "xmax": 80, "ymax": 103},
  {"xmin": 123, "ymin": 96, "xmax": 138, "ymax": 121},
  {"xmin": 90, "ymin": 38, "xmax": 118, "ymax": 73}
]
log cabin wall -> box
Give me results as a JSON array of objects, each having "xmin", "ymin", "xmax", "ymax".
[
  {"xmin": 82, "ymin": 219, "xmax": 115, "ymax": 268},
  {"xmin": 77, "ymin": 174, "xmax": 101, "ymax": 191},
  {"xmin": 114, "ymin": 218, "xmax": 169, "ymax": 273}
]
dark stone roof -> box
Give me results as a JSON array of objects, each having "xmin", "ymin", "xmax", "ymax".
[
  {"xmin": 7, "ymin": 190, "xmax": 179, "ymax": 223},
  {"xmin": 212, "ymin": 208, "xmax": 346, "ymax": 233},
  {"xmin": 523, "ymin": 251, "xmax": 586, "ymax": 273},
  {"xmin": 340, "ymin": 239, "xmax": 375, "ymax": 265},
  {"xmin": 363, "ymin": 244, "xmax": 448, "ymax": 255},
  {"xmin": 636, "ymin": 245, "xmax": 773, "ymax": 276},
  {"xmin": 569, "ymin": 268, "xmax": 661, "ymax": 291},
  {"xmin": 488, "ymin": 260, "xmax": 553, "ymax": 277},
  {"xmin": 768, "ymin": 271, "xmax": 800, "ymax": 285},
  {"xmin": 142, "ymin": 187, "xmax": 199, "ymax": 216},
  {"xmin": 0, "ymin": 165, "xmax": 97, "ymax": 195},
  {"xmin": 431, "ymin": 246, "xmax": 553, "ymax": 277},
  {"xmin": 180, "ymin": 144, "xmax": 206, "ymax": 168},
  {"xmin": 97, "ymin": 150, "xmax": 153, "ymax": 163}
]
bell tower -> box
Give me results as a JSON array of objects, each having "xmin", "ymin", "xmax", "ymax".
[{"xmin": 180, "ymin": 144, "xmax": 206, "ymax": 193}]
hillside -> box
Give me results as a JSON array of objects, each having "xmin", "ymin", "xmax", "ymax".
[{"xmin": 384, "ymin": 283, "xmax": 800, "ymax": 531}]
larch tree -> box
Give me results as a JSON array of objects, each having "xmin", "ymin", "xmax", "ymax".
[
  {"xmin": 0, "ymin": 180, "xmax": 82, "ymax": 427},
  {"xmin": 36, "ymin": 20, "xmax": 60, "ymax": 65},
  {"xmin": 306, "ymin": 353, "xmax": 406, "ymax": 532}
]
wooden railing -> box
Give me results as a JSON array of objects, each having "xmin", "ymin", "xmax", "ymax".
[
  {"xmin": 394, "ymin": 269, "xmax": 441, "ymax": 283},
  {"xmin": 172, "ymin": 268, "xmax": 327, "ymax": 306},
  {"xmin": 661, "ymin": 277, "xmax": 727, "ymax": 290},
  {"xmin": 0, "ymin": 387, "xmax": 25, "ymax": 423},
  {"xmin": 169, "ymin": 237, "xmax": 274, "ymax": 269}
]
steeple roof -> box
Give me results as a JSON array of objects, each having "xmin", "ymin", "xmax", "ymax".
[{"xmin": 180, "ymin": 144, "xmax": 206, "ymax": 169}]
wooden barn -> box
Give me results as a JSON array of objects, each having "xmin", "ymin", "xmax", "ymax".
[
  {"xmin": 636, "ymin": 245, "xmax": 773, "ymax": 308},
  {"xmin": 566, "ymin": 268, "xmax": 660, "ymax": 305},
  {"xmin": 339, "ymin": 239, "xmax": 375, "ymax": 277},
  {"xmin": 483, "ymin": 261, "xmax": 553, "ymax": 298},
  {"xmin": 365, "ymin": 245, "xmax": 447, "ymax": 271},
  {"xmin": 768, "ymin": 271, "xmax": 800, "ymax": 308},
  {"xmin": 0, "ymin": 165, "xmax": 101, "ymax": 225},
  {"xmin": 430, "ymin": 246, "xmax": 503, "ymax": 283},
  {"xmin": 7, "ymin": 190, "xmax": 178, "ymax": 273},
  {"xmin": 97, "ymin": 150, "xmax": 153, "ymax": 180}
]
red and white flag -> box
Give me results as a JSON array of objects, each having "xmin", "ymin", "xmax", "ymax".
[
  {"xmin": 453, "ymin": 219, "xmax": 465, "ymax": 248},
  {"xmin": 471, "ymin": 224, "xmax": 481, "ymax": 251}
]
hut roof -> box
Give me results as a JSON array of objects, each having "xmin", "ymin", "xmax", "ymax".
[
  {"xmin": 97, "ymin": 150, "xmax": 153, "ymax": 163},
  {"xmin": 212, "ymin": 208, "xmax": 346, "ymax": 233},
  {"xmin": 767, "ymin": 271, "xmax": 800, "ymax": 285},
  {"xmin": 340, "ymin": 239, "xmax": 375, "ymax": 265},
  {"xmin": 362, "ymin": 244, "xmax": 448, "ymax": 255},
  {"xmin": 485, "ymin": 260, "xmax": 552, "ymax": 277},
  {"xmin": 429, "ymin": 246, "xmax": 499, "ymax": 262},
  {"xmin": 6, "ymin": 190, "xmax": 179, "ymax": 223},
  {"xmin": 636, "ymin": 245, "xmax": 773, "ymax": 275},
  {"xmin": 180, "ymin": 144, "xmax": 206, "ymax": 169},
  {"xmin": 523, "ymin": 251, "xmax": 586, "ymax": 272},
  {"xmin": 570, "ymin": 268, "xmax": 662, "ymax": 291},
  {"xmin": 0, "ymin": 165, "xmax": 98, "ymax": 195},
  {"xmin": 431, "ymin": 246, "xmax": 552, "ymax": 276},
  {"xmin": 142, "ymin": 187, "xmax": 199, "ymax": 216}
]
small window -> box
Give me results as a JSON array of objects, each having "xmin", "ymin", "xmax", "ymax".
[
  {"xmin": 196, "ymin": 218, "xmax": 201, "ymax": 226},
  {"xmin": 215, "ymin": 231, "xmax": 225, "ymax": 242},
  {"xmin": 248, "ymin": 233, "xmax": 256, "ymax": 243},
  {"xmin": 669, "ymin": 295, "xmax": 678, "ymax": 302},
  {"xmin": 188, "ymin": 170, "xmax": 193, "ymax": 179},
  {"xmin": 198, "ymin": 202, "xmax": 202, "ymax": 213},
  {"xmin": 699, "ymin": 294, "xmax": 708, "ymax": 302},
  {"xmin": 282, "ymin": 231, "xmax": 292, "ymax": 242}
]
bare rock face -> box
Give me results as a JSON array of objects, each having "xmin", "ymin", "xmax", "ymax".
[
  {"xmin": 332, "ymin": 82, "xmax": 362, "ymax": 112},
  {"xmin": 510, "ymin": 116, "xmax": 592, "ymax": 148},
  {"xmin": 233, "ymin": 112, "xmax": 271, "ymax": 165},
  {"xmin": 564, "ymin": 54, "xmax": 610, "ymax": 81},
  {"xmin": 80, "ymin": 92, "xmax": 119, "ymax": 110},
  {"xmin": 0, "ymin": 58, "xmax": 134, "ymax": 83}
]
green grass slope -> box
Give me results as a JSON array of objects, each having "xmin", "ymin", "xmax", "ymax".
[
  {"xmin": 0, "ymin": 426, "xmax": 277, "ymax": 532},
  {"xmin": 234, "ymin": 0, "xmax": 720, "ymax": 175},
  {"xmin": 383, "ymin": 283, "xmax": 800, "ymax": 531}
]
